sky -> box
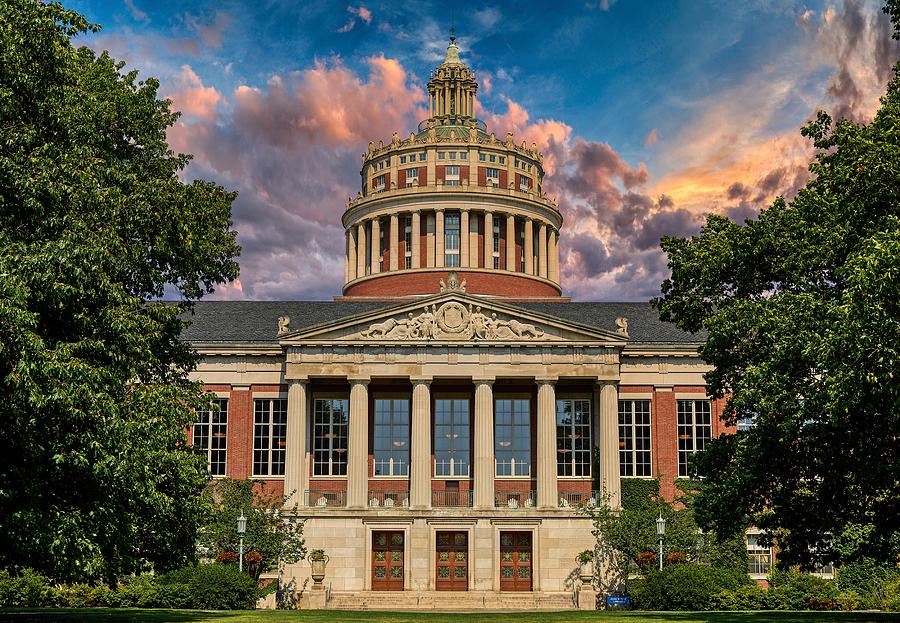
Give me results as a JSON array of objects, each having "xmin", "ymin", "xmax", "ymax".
[{"xmin": 69, "ymin": 0, "xmax": 900, "ymax": 301}]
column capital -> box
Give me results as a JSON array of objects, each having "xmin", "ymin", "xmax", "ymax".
[
  {"xmin": 460, "ymin": 206, "xmax": 470, "ymax": 213},
  {"xmin": 595, "ymin": 379, "xmax": 619, "ymax": 390},
  {"xmin": 410, "ymin": 377, "xmax": 432, "ymax": 386},
  {"xmin": 435, "ymin": 206, "xmax": 445, "ymax": 214},
  {"xmin": 289, "ymin": 377, "xmax": 309, "ymax": 386},
  {"xmin": 535, "ymin": 377, "xmax": 557, "ymax": 385},
  {"xmin": 348, "ymin": 376, "xmax": 371, "ymax": 386},
  {"xmin": 472, "ymin": 377, "xmax": 495, "ymax": 386}
]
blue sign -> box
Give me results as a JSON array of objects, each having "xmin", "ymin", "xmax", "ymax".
[{"xmin": 606, "ymin": 595, "xmax": 631, "ymax": 607}]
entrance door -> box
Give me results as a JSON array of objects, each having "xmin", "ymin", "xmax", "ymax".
[
  {"xmin": 499, "ymin": 531, "xmax": 532, "ymax": 591},
  {"xmin": 436, "ymin": 531, "xmax": 468, "ymax": 591},
  {"xmin": 372, "ymin": 531, "xmax": 404, "ymax": 590}
]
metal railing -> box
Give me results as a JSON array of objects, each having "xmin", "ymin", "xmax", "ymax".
[
  {"xmin": 558, "ymin": 490, "xmax": 604, "ymax": 508},
  {"xmin": 304, "ymin": 489, "xmax": 345, "ymax": 508},
  {"xmin": 432, "ymin": 489, "xmax": 473, "ymax": 507},
  {"xmin": 367, "ymin": 489, "xmax": 410, "ymax": 508},
  {"xmin": 494, "ymin": 490, "xmax": 536, "ymax": 508}
]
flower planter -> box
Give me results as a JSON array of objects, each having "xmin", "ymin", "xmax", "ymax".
[{"xmin": 308, "ymin": 552, "xmax": 329, "ymax": 589}]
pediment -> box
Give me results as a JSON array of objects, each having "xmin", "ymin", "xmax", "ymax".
[{"xmin": 279, "ymin": 292, "xmax": 627, "ymax": 346}]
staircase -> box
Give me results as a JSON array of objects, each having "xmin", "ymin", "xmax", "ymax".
[{"xmin": 326, "ymin": 590, "xmax": 575, "ymax": 611}]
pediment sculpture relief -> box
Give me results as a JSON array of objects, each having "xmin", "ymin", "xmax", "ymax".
[{"xmin": 359, "ymin": 301, "xmax": 545, "ymax": 341}]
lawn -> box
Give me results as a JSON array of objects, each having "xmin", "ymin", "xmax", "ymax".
[{"xmin": 2, "ymin": 610, "xmax": 900, "ymax": 623}]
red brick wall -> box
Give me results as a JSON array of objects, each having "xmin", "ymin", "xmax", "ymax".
[
  {"xmin": 436, "ymin": 165, "xmax": 445, "ymax": 183},
  {"xmin": 514, "ymin": 219, "xmax": 523, "ymax": 271},
  {"xmin": 477, "ymin": 166, "xmax": 487, "ymax": 186},
  {"xmin": 419, "ymin": 166, "xmax": 427, "ymax": 186},
  {"xmin": 499, "ymin": 170, "xmax": 508, "ymax": 189},
  {"xmin": 343, "ymin": 270, "xmax": 562, "ymax": 297},
  {"xmin": 652, "ymin": 389, "xmax": 679, "ymax": 501},
  {"xmin": 398, "ymin": 169, "xmax": 406, "ymax": 187},
  {"xmin": 227, "ymin": 387, "xmax": 251, "ymax": 479},
  {"xmin": 460, "ymin": 165, "xmax": 469, "ymax": 184}
]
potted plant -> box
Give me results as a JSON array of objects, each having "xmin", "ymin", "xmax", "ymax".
[
  {"xmin": 307, "ymin": 549, "xmax": 329, "ymax": 589},
  {"xmin": 577, "ymin": 550, "xmax": 594, "ymax": 583}
]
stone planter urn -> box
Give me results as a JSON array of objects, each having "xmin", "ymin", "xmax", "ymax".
[
  {"xmin": 308, "ymin": 550, "xmax": 329, "ymax": 590},
  {"xmin": 579, "ymin": 560, "xmax": 594, "ymax": 584}
]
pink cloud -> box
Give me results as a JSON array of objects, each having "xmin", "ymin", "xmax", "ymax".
[
  {"xmin": 338, "ymin": 5, "xmax": 372, "ymax": 32},
  {"xmin": 184, "ymin": 11, "xmax": 233, "ymax": 49},
  {"xmin": 645, "ymin": 128, "xmax": 658, "ymax": 146},
  {"xmin": 166, "ymin": 64, "xmax": 224, "ymax": 121}
]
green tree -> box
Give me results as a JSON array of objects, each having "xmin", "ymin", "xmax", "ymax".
[
  {"xmin": 654, "ymin": 2, "xmax": 900, "ymax": 568},
  {"xmin": 198, "ymin": 479, "xmax": 306, "ymax": 581},
  {"xmin": 0, "ymin": 1, "xmax": 239, "ymax": 582}
]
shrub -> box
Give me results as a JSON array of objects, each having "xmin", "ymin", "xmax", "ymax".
[
  {"xmin": 710, "ymin": 584, "xmax": 769, "ymax": 610},
  {"xmin": 56, "ymin": 583, "xmax": 113, "ymax": 608},
  {"xmin": 883, "ymin": 577, "xmax": 900, "ymax": 611},
  {"xmin": 837, "ymin": 558, "xmax": 900, "ymax": 608},
  {"xmin": 159, "ymin": 563, "xmax": 258, "ymax": 610},
  {"xmin": 768, "ymin": 568, "xmax": 839, "ymax": 610},
  {"xmin": 107, "ymin": 574, "xmax": 160, "ymax": 608},
  {"xmin": 629, "ymin": 563, "xmax": 749, "ymax": 610},
  {"xmin": 0, "ymin": 568, "xmax": 57, "ymax": 607},
  {"xmin": 837, "ymin": 590, "xmax": 863, "ymax": 611}
]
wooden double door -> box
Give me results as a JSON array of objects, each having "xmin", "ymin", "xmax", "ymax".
[
  {"xmin": 435, "ymin": 531, "xmax": 468, "ymax": 591},
  {"xmin": 499, "ymin": 531, "xmax": 533, "ymax": 591},
  {"xmin": 372, "ymin": 531, "xmax": 404, "ymax": 590}
]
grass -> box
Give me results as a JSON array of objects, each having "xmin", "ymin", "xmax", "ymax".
[{"xmin": 1, "ymin": 610, "xmax": 900, "ymax": 623}]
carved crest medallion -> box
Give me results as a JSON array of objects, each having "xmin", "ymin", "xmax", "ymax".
[{"xmin": 358, "ymin": 302, "xmax": 545, "ymax": 341}]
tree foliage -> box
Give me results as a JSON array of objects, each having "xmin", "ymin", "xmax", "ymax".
[
  {"xmin": 0, "ymin": 1, "xmax": 240, "ymax": 582},
  {"xmin": 654, "ymin": 2, "xmax": 900, "ymax": 568},
  {"xmin": 198, "ymin": 479, "xmax": 306, "ymax": 581}
]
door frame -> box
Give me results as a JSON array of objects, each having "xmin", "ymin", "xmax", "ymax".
[
  {"xmin": 364, "ymin": 521, "xmax": 412, "ymax": 591},
  {"xmin": 491, "ymin": 522, "xmax": 541, "ymax": 592},
  {"xmin": 435, "ymin": 530, "xmax": 469, "ymax": 591},
  {"xmin": 427, "ymin": 521, "xmax": 475, "ymax": 591}
]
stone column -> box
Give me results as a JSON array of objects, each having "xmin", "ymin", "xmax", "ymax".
[
  {"xmin": 524, "ymin": 218, "xmax": 534, "ymax": 275},
  {"xmin": 347, "ymin": 379, "xmax": 370, "ymax": 508},
  {"xmin": 473, "ymin": 380, "xmax": 495, "ymax": 509},
  {"xmin": 506, "ymin": 213, "xmax": 516, "ymax": 271},
  {"xmin": 345, "ymin": 231, "xmax": 354, "ymax": 282},
  {"xmin": 549, "ymin": 229, "xmax": 559, "ymax": 283},
  {"xmin": 411, "ymin": 210, "xmax": 421, "ymax": 269},
  {"xmin": 370, "ymin": 218, "xmax": 381, "ymax": 275},
  {"xmin": 538, "ymin": 222, "xmax": 548, "ymax": 279},
  {"xmin": 435, "ymin": 208, "xmax": 445, "ymax": 268},
  {"xmin": 599, "ymin": 381, "xmax": 621, "ymax": 510},
  {"xmin": 410, "ymin": 379, "xmax": 432, "ymax": 509},
  {"xmin": 483, "ymin": 212, "xmax": 493, "ymax": 269},
  {"xmin": 356, "ymin": 221, "xmax": 366, "ymax": 277},
  {"xmin": 460, "ymin": 209, "xmax": 470, "ymax": 268},
  {"xmin": 284, "ymin": 379, "xmax": 308, "ymax": 507},
  {"xmin": 389, "ymin": 213, "xmax": 399, "ymax": 271},
  {"xmin": 426, "ymin": 212, "xmax": 435, "ymax": 268},
  {"xmin": 536, "ymin": 379, "xmax": 558, "ymax": 509}
]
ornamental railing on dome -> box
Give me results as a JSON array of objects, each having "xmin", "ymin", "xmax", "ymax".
[
  {"xmin": 304, "ymin": 489, "xmax": 345, "ymax": 508},
  {"xmin": 349, "ymin": 182, "xmax": 559, "ymax": 212},
  {"xmin": 418, "ymin": 117, "xmax": 487, "ymax": 133}
]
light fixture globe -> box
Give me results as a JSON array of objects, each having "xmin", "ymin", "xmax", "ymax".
[
  {"xmin": 237, "ymin": 512, "xmax": 247, "ymax": 536},
  {"xmin": 656, "ymin": 514, "xmax": 666, "ymax": 536}
]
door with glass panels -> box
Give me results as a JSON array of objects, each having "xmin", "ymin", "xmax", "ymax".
[
  {"xmin": 499, "ymin": 531, "xmax": 532, "ymax": 591},
  {"xmin": 435, "ymin": 531, "xmax": 468, "ymax": 591},
  {"xmin": 372, "ymin": 531, "xmax": 405, "ymax": 590}
]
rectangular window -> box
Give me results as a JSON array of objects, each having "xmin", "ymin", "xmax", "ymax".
[
  {"xmin": 373, "ymin": 174, "xmax": 386, "ymax": 192},
  {"xmin": 492, "ymin": 220, "xmax": 501, "ymax": 270},
  {"xmin": 737, "ymin": 414, "xmax": 755, "ymax": 432},
  {"xmin": 619, "ymin": 399, "xmax": 652, "ymax": 477},
  {"xmin": 445, "ymin": 212, "xmax": 460, "ymax": 267},
  {"xmin": 460, "ymin": 152, "xmax": 467, "ymax": 160},
  {"xmin": 253, "ymin": 398, "xmax": 287, "ymax": 476},
  {"xmin": 405, "ymin": 167, "xmax": 418, "ymax": 188},
  {"xmin": 519, "ymin": 223, "xmax": 525, "ymax": 271},
  {"xmin": 499, "ymin": 156, "xmax": 506, "ymax": 164},
  {"xmin": 378, "ymin": 220, "xmax": 385, "ymax": 269},
  {"xmin": 677, "ymin": 399, "xmax": 711, "ymax": 477},
  {"xmin": 399, "ymin": 155, "xmax": 406, "ymax": 164},
  {"xmin": 556, "ymin": 398, "xmax": 591, "ymax": 477},
  {"xmin": 409, "ymin": 153, "xmax": 416, "ymax": 162},
  {"xmin": 438, "ymin": 151, "xmax": 446, "ymax": 160},
  {"xmin": 374, "ymin": 398, "xmax": 409, "ymax": 476},
  {"xmin": 519, "ymin": 176, "xmax": 530, "ymax": 192},
  {"xmin": 486, "ymin": 167, "xmax": 500, "ymax": 188},
  {"xmin": 747, "ymin": 535, "xmax": 772, "ymax": 575},
  {"xmin": 444, "ymin": 165, "xmax": 460, "ymax": 187},
  {"xmin": 404, "ymin": 216, "xmax": 412, "ymax": 269},
  {"xmin": 489, "ymin": 154, "xmax": 496, "ymax": 163},
  {"xmin": 193, "ymin": 398, "xmax": 228, "ymax": 476},
  {"xmin": 313, "ymin": 398, "xmax": 349, "ymax": 476},
  {"xmin": 420, "ymin": 152, "xmax": 426, "ymax": 161},
  {"xmin": 496, "ymin": 398, "xmax": 531, "ymax": 476},
  {"xmin": 479, "ymin": 153, "xmax": 486, "ymax": 162},
  {"xmin": 435, "ymin": 398, "xmax": 470, "ymax": 476},
  {"xmin": 385, "ymin": 157, "xmax": 390, "ymax": 166},
  {"xmin": 449, "ymin": 152, "xmax": 456, "ymax": 160}
]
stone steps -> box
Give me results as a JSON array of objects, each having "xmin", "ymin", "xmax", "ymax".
[{"xmin": 326, "ymin": 590, "xmax": 575, "ymax": 611}]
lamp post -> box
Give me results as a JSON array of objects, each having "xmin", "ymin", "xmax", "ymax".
[
  {"xmin": 237, "ymin": 510, "xmax": 247, "ymax": 573},
  {"xmin": 656, "ymin": 513, "xmax": 666, "ymax": 572}
]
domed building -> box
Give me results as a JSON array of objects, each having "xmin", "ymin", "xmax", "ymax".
[{"xmin": 182, "ymin": 37, "xmax": 742, "ymax": 610}]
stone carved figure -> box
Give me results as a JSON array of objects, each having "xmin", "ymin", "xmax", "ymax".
[
  {"xmin": 615, "ymin": 316, "xmax": 629, "ymax": 336},
  {"xmin": 427, "ymin": 126, "xmax": 437, "ymax": 143},
  {"xmin": 358, "ymin": 302, "xmax": 545, "ymax": 341},
  {"xmin": 439, "ymin": 271, "xmax": 466, "ymax": 293},
  {"xmin": 506, "ymin": 131, "xmax": 514, "ymax": 147},
  {"xmin": 277, "ymin": 315, "xmax": 290, "ymax": 336},
  {"xmin": 469, "ymin": 126, "xmax": 478, "ymax": 143},
  {"xmin": 391, "ymin": 130, "xmax": 400, "ymax": 146}
]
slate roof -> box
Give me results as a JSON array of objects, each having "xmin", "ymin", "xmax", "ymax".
[{"xmin": 178, "ymin": 300, "xmax": 703, "ymax": 345}]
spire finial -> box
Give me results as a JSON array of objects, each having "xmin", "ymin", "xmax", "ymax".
[{"xmin": 450, "ymin": 9, "xmax": 456, "ymax": 44}]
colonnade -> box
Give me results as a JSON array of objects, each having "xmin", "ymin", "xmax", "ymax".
[
  {"xmin": 283, "ymin": 376, "xmax": 621, "ymax": 511},
  {"xmin": 345, "ymin": 208, "xmax": 560, "ymax": 284}
]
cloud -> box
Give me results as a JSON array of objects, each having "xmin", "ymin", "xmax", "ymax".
[
  {"xmin": 645, "ymin": 129, "xmax": 658, "ymax": 146},
  {"xmin": 167, "ymin": 56, "xmax": 425, "ymax": 300},
  {"xmin": 184, "ymin": 11, "xmax": 233, "ymax": 49},
  {"xmin": 474, "ymin": 7, "xmax": 502, "ymax": 29},
  {"xmin": 123, "ymin": 0, "xmax": 149, "ymax": 24},
  {"xmin": 338, "ymin": 5, "xmax": 373, "ymax": 33},
  {"xmin": 165, "ymin": 64, "xmax": 224, "ymax": 121}
]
